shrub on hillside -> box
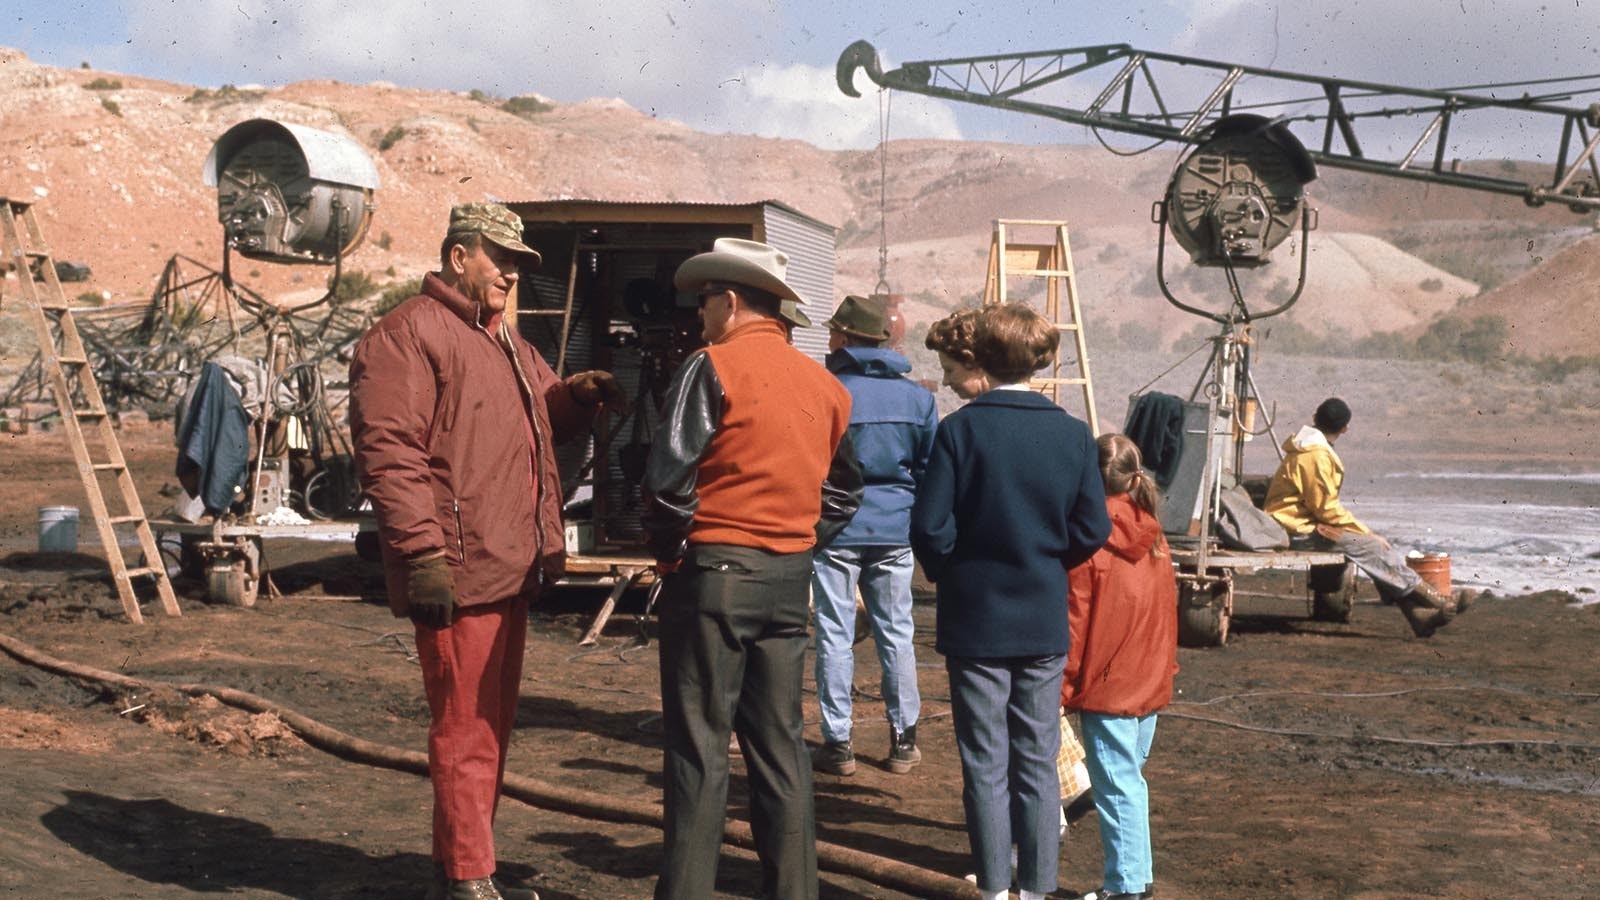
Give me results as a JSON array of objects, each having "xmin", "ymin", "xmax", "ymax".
[
  {"xmin": 185, "ymin": 84, "xmax": 266, "ymax": 104},
  {"xmin": 1417, "ymin": 314, "xmax": 1510, "ymax": 364},
  {"xmin": 1349, "ymin": 330, "xmax": 1418, "ymax": 360},
  {"xmin": 1112, "ymin": 320, "xmax": 1162, "ymax": 351},
  {"xmin": 100, "ymin": 98, "xmax": 121, "ymax": 117},
  {"xmin": 331, "ymin": 270, "xmax": 379, "ymax": 304},
  {"xmin": 377, "ymin": 125, "xmax": 406, "ymax": 152},
  {"xmin": 1429, "ymin": 248, "xmax": 1501, "ymax": 293},
  {"xmin": 375, "ymin": 278, "xmax": 424, "ymax": 315},
  {"xmin": 83, "ymin": 77, "xmax": 122, "ymax": 90},
  {"xmin": 1527, "ymin": 354, "xmax": 1600, "ymax": 383},
  {"xmin": 501, "ymin": 95, "xmax": 554, "ymax": 118}
]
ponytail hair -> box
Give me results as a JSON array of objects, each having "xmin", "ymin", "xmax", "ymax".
[{"xmin": 1096, "ymin": 432, "xmax": 1165, "ymax": 556}]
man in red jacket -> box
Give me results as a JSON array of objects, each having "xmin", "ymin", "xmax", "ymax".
[
  {"xmin": 643, "ymin": 238, "xmax": 862, "ymax": 900},
  {"xmin": 350, "ymin": 202, "xmax": 621, "ymax": 900}
]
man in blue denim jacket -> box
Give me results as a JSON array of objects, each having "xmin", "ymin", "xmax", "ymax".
[{"xmin": 810, "ymin": 294, "xmax": 939, "ymax": 776}]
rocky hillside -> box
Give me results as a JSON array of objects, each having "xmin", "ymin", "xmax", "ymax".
[{"xmin": 2, "ymin": 46, "xmax": 1595, "ymax": 360}]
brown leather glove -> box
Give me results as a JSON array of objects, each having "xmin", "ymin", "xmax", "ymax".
[
  {"xmin": 540, "ymin": 551, "xmax": 567, "ymax": 586},
  {"xmin": 406, "ymin": 553, "xmax": 456, "ymax": 628},
  {"xmin": 566, "ymin": 370, "xmax": 628, "ymax": 411}
]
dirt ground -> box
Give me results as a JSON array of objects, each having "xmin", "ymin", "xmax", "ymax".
[{"xmin": 1, "ymin": 426, "xmax": 1597, "ymax": 899}]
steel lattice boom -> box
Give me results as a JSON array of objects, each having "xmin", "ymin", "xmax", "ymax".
[{"xmin": 837, "ymin": 40, "xmax": 1600, "ymax": 212}]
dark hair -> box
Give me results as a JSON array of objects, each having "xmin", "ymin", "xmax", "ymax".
[
  {"xmin": 971, "ymin": 303, "xmax": 1057, "ymax": 383},
  {"xmin": 1097, "ymin": 432, "xmax": 1165, "ymax": 557},
  {"xmin": 1313, "ymin": 397, "xmax": 1352, "ymax": 434},
  {"xmin": 439, "ymin": 231, "xmax": 482, "ymax": 268},
  {"xmin": 924, "ymin": 307, "xmax": 981, "ymax": 364}
]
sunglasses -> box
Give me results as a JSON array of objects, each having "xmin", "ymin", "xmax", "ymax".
[{"xmin": 696, "ymin": 286, "xmax": 734, "ymax": 306}]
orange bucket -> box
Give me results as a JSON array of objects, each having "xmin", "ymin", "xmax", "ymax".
[{"xmin": 1406, "ymin": 552, "xmax": 1452, "ymax": 595}]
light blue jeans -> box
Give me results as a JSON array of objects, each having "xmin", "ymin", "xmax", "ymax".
[
  {"xmin": 1080, "ymin": 712, "xmax": 1159, "ymax": 895},
  {"xmin": 947, "ymin": 653, "xmax": 1066, "ymax": 895},
  {"xmin": 811, "ymin": 545, "xmax": 920, "ymax": 742}
]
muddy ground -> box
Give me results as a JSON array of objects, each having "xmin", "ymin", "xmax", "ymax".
[{"xmin": 1, "ymin": 426, "xmax": 1597, "ymax": 899}]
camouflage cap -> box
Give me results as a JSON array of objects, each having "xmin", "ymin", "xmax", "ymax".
[{"xmin": 447, "ymin": 202, "xmax": 542, "ymax": 268}]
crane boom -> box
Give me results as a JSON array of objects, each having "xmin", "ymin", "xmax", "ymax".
[{"xmin": 837, "ymin": 40, "xmax": 1600, "ymax": 212}]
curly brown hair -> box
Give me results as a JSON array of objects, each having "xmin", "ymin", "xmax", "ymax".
[{"xmin": 924, "ymin": 307, "xmax": 981, "ymax": 364}]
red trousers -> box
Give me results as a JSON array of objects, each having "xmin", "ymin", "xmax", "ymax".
[{"xmin": 414, "ymin": 596, "xmax": 528, "ymax": 880}]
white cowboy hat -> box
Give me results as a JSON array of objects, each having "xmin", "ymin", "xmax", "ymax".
[{"xmin": 674, "ymin": 238, "xmax": 812, "ymax": 328}]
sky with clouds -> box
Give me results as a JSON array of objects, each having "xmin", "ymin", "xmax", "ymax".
[{"xmin": 4, "ymin": 0, "xmax": 1598, "ymax": 156}]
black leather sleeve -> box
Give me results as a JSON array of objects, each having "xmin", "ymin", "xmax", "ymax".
[
  {"xmin": 641, "ymin": 351, "xmax": 723, "ymax": 562},
  {"xmin": 815, "ymin": 429, "xmax": 864, "ymax": 549}
]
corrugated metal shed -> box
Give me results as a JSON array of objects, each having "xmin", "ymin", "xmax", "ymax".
[
  {"xmin": 501, "ymin": 199, "xmax": 839, "ymax": 551},
  {"xmin": 505, "ymin": 199, "xmax": 837, "ymax": 363},
  {"xmin": 761, "ymin": 203, "xmax": 835, "ymax": 360}
]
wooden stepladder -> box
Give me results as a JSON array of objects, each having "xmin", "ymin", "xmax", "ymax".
[
  {"xmin": 1, "ymin": 198, "xmax": 180, "ymax": 622},
  {"xmin": 981, "ymin": 219, "xmax": 1100, "ymax": 435}
]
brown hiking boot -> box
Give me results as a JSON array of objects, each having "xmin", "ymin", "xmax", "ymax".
[
  {"xmin": 1398, "ymin": 580, "xmax": 1465, "ymax": 637},
  {"xmin": 812, "ymin": 739, "xmax": 857, "ymax": 775},
  {"xmin": 888, "ymin": 723, "xmax": 921, "ymax": 774}
]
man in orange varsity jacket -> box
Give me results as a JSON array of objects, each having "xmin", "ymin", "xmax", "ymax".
[{"xmin": 642, "ymin": 238, "xmax": 863, "ymax": 900}]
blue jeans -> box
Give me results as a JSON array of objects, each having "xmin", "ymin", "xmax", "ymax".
[
  {"xmin": 947, "ymin": 653, "xmax": 1065, "ymax": 895},
  {"xmin": 1080, "ymin": 712, "xmax": 1158, "ymax": 895},
  {"xmin": 810, "ymin": 545, "xmax": 920, "ymax": 742}
]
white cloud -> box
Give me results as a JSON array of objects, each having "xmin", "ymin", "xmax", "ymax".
[
  {"xmin": 98, "ymin": 0, "xmax": 774, "ymax": 96},
  {"xmin": 91, "ymin": 0, "xmax": 948, "ymax": 147},
  {"xmin": 695, "ymin": 62, "xmax": 961, "ymax": 149}
]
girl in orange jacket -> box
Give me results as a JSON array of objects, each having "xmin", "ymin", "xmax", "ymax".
[{"xmin": 1062, "ymin": 433, "xmax": 1179, "ymax": 899}]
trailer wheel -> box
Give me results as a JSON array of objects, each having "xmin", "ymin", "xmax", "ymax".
[
  {"xmin": 1178, "ymin": 580, "xmax": 1232, "ymax": 648},
  {"xmin": 204, "ymin": 536, "xmax": 261, "ymax": 607},
  {"xmin": 207, "ymin": 559, "xmax": 258, "ymax": 607},
  {"xmin": 1309, "ymin": 562, "xmax": 1356, "ymax": 623}
]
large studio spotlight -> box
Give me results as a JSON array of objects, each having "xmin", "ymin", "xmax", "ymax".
[
  {"xmin": 203, "ymin": 118, "xmax": 380, "ymax": 266},
  {"xmin": 1155, "ymin": 114, "xmax": 1317, "ymax": 323}
]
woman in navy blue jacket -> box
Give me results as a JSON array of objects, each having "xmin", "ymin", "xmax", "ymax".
[{"xmin": 912, "ymin": 304, "xmax": 1111, "ymax": 900}]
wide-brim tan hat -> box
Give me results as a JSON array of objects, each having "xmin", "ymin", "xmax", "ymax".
[{"xmin": 674, "ymin": 238, "xmax": 812, "ymax": 328}]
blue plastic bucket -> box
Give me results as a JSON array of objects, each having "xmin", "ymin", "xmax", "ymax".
[{"xmin": 37, "ymin": 506, "xmax": 79, "ymax": 553}]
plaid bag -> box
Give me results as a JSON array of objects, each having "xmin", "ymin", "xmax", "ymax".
[{"xmin": 1058, "ymin": 714, "xmax": 1091, "ymax": 802}]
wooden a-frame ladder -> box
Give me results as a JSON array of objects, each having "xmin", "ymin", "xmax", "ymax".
[
  {"xmin": 1, "ymin": 197, "xmax": 180, "ymax": 622},
  {"xmin": 981, "ymin": 219, "xmax": 1100, "ymax": 435}
]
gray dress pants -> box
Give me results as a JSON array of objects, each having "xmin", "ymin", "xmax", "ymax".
[{"xmin": 655, "ymin": 544, "xmax": 818, "ymax": 900}]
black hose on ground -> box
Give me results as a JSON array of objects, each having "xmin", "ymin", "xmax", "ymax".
[{"xmin": 0, "ymin": 629, "xmax": 977, "ymax": 899}]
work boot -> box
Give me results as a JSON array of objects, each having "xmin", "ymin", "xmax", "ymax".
[
  {"xmin": 492, "ymin": 879, "xmax": 540, "ymax": 900},
  {"xmin": 812, "ymin": 739, "xmax": 856, "ymax": 775},
  {"xmin": 424, "ymin": 872, "xmax": 538, "ymax": 900},
  {"xmin": 887, "ymin": 723, "xmax": 921, "ymax": 774},
  {"xmin": 1397, "ymin": 580, "xmax": 1464, "ymax": 638}
]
